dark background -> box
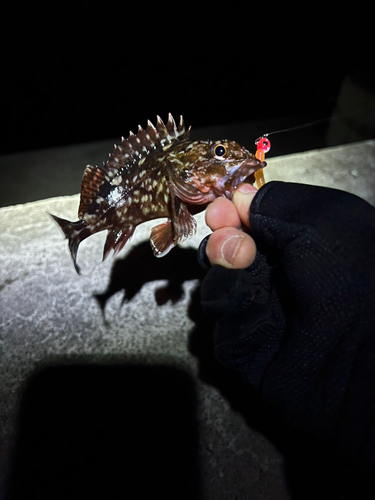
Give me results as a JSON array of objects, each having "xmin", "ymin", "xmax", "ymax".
[{"xmin": 2, "ymin": 7, "xmax": 373, "ymax": 156}]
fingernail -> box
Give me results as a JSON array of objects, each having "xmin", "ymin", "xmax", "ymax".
[
  {"xmin": 238, "ymin": 183, "xmax": 258, "ymax": 194},
  {"xmin": 221, "ymin": 235, "xmax": 244, "ymax": 265}
]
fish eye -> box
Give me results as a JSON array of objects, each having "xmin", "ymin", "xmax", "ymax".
[{"xmin": 211, "ymin": 143, "xmax": 227, "ymax": 159}]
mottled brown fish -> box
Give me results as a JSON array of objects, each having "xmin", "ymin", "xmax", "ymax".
[{"xmin": 50, "ymin": 114, "xmax": 266, "ymax": 273}]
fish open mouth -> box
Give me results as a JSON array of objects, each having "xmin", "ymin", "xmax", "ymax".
[{"xmin": 229, "ymin": 159, "xmax": 267, "ymax": 190}]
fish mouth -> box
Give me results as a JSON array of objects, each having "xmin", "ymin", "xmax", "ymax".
[{"xmin": 229, "ymin": 159, "xmax": 266, "ymax": 190}]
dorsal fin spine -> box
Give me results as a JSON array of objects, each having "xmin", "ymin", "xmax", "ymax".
[
  {"xmin": 178, "ymin": 115, "xmax": 185, "ymax": 134},
  {"xmin": 166, "ymin": 113, "xmax": 177, "ymax": 136}
]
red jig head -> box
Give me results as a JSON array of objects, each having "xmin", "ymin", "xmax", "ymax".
[{"xmin": 254, "ymin": 136, "xmax": 271, "ymax": 188}]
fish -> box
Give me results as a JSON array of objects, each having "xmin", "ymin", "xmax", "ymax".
[{"xmin": 50, "ymin": 114, "xmax": 266, "ymax": 274}]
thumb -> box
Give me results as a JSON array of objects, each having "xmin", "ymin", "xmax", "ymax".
[{"xmin": 233, "ymin": 184, "xmax": 258, "ymax": 228}]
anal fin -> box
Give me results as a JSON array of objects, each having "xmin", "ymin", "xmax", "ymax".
[{"xmin": 103, "ymin": 226, "xmax": 135, "ymax": 261}]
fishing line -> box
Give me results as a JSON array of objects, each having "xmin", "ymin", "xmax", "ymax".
[
  {"xmin": 255, "ymin": 116, "xmax": 334, "ymax": 144},
  {"xmin": 256, "ymin": 106, "xmax": 375, "ymax": 143},
  {"xmin": 258, "ymin": 117, "xmax": 332, "ymax": 139}
]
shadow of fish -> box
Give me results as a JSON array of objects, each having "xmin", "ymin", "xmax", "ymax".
[
  {"xmin": 93, "ymin": 241, "xmax": 206, "ymax": 322},
  {"xmin": 50, "ymin": 114, "xmax": 265, "ymax": 273}
]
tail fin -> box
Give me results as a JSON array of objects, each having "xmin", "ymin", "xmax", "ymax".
[{"xmin": 49, "ymin": 214, "xmax": 90, "ymax": 274}]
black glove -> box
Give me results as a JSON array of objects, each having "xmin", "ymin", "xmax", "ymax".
[{"xmin": 199, "ymin": 181, "xmax": 375, "ymax": 470}]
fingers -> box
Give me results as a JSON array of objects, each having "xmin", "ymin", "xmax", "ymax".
[
  {"xmin": 204, "ymin": 183, "xmax": 258, "ymax": 269},
  {"xmin": 205, "ymin": 227, "xmax": 257, "ymax": 269},
  {"xmin": 205, "ymin": 197, "xmax": 241, "ymax": 231},
  {"xmin": 205, "ymin": 184, "xmax": 258, "ymax": 231},
  {"xmin": 232, "ymin": 184, "xmax": 258, "ymax": 228}
]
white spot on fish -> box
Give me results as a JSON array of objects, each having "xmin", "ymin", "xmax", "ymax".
[
  {"xmin": 142, "ymin": 206, "xmax": 150, "ymax": 215},
  {"xmin": 84, "ymin": 214, "xmax": 96, "ymax": 222},
  {"xmin": 141, "ymin": 194, "xmax": 149, "ymax": 203},
  {"xmin": 108, "ymin": 187, "xmax": 123, "ymax": 204},
  {"xmin": 164, "ymin": 194, "xmax": 169, "ymax": 204},
  {"xmin": 152, "ymin": 179, "xmax": 158, "ymax": 188},
  {"xmin": 133, "ymin": 175, "xmax": 138, "ymax": 183},
  {"xmin": 112, "ymin": 175, "xmax": 122, "ymax": 186}
]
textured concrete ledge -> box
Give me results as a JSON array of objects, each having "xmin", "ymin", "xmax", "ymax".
[
  {"xmin": 265, "ymin": 140, "xmax": 375, "ymax": 206},
  {"xmin": 1, "ymin": 140, "xmax": 374, "ymax": 499}
]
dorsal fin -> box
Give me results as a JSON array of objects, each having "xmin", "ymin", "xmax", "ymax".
[
  {"xmin": 77, "ymin": 114, "xmax": 190, "ymax": 218},
  {"xmin": 107, "ymin": 113, "xmax": 190, "ymax": 175}
]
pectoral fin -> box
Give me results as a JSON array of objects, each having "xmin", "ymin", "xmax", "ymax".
[
  {"xmin": 150, "ymin": 220, "xmax": 175, "ymax": 257},
  {"xmin": 174, "ymin": 199, "xmax": 197, "ymax": 243}
]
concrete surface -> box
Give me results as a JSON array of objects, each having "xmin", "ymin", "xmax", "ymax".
[{"xmin": 1, "ymin": 140, "xmax": 374, "ymax": 499}]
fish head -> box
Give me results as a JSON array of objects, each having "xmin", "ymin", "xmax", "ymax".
[{"xmin": 171, "ymin": 140, "xmax": 266, "ymax": 201}]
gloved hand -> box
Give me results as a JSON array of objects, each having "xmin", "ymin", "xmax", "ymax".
[{"xmin": 198, "ymin": 181, "xmax": 375, "ymax": 470}]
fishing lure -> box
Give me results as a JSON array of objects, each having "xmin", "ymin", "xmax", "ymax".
[
  {"xmin": 254, "ymin": 136, "xmax": 271, "ymax": 188},
  {"xmin": 50, "ymin": 114, "xmax": 266, "ymax": 273}
]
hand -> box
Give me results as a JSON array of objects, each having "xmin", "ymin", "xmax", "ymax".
[
  {"xmin": 205, "ymin": 184, "xmax": 258, "ymax": 269},
  {"xmin": 200, "ymin": 180, "xmax": 375, "ymax": 472}
]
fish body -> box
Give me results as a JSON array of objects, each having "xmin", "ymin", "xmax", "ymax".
[{"xmin": 50, "ymin": 114, "xmax": 266, "ymax": 273}]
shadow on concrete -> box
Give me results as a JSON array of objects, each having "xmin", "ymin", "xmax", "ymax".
[
  {"xmin": 7, "ymin": 364, "xmax": 202, "ymax": 500},
  {"xmin": 93, "ymin": 242, "xmax": 206, "ymax": 322}
]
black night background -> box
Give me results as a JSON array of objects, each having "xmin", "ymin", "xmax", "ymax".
[{"xmin": 2, "ymin": 7, "xmax": 373, "ymax": 156}]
